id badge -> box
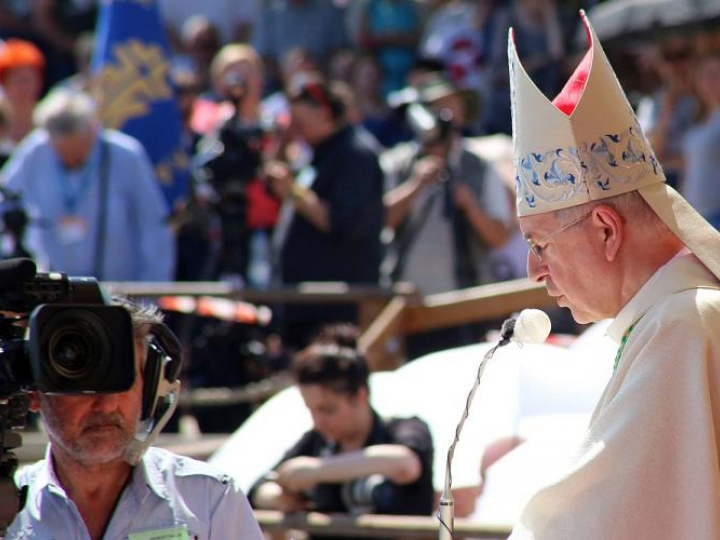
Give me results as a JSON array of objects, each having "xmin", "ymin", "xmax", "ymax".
[
  {"xmin": 58, "ymin": 215, "xmax": 88, "ymax": 245},
  {"xmin": 128, "ymin": 524, "xmax": 190, "ymax": 540}
]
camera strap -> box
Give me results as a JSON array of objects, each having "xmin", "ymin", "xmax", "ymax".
[{"xmin": 93, "ymin": 137, "xmax": 110, "ymax": 280}]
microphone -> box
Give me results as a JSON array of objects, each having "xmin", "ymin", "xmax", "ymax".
[
  {"xmin": 500, "ymin": 308, "xmax": 552, "ymax": 346},
  {"xmin": 437, "ymin": 309, "xmax": 551, "ymax": 540}
]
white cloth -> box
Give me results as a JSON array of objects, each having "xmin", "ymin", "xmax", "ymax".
[{"xmin": 511, "ymin": 254, "xmax": 720, "ymax": 539}]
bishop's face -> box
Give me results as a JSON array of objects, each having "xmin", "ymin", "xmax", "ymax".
[{"xmin": 521, "ymin": 210, "xmax": 613, "ymax": 324}]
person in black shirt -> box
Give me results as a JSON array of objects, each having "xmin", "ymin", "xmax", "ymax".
[
  {"xmin": 249, "ymin": 339, "xmax": 434, "ymax": 534},
  {"xmin": 265, "ymin": 77, "xmax": 384, "ymax": 348}
]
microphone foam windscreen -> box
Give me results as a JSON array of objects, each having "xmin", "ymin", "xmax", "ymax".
[{"xmin": 513, "ymin": 309, "xmax": 552, "ymax": 344}]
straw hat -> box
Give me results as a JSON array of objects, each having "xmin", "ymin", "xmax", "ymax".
[{"xmin": 417, "ymin": 74, "xmax": 481, "ymax": 122}]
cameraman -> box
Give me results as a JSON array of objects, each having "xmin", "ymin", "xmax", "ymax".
[
  {"xmin": 7, "ymin": 298, "xmax": 263, "ymax": 539},
  {"xmin": 191, "ymin": 44, "xmax": 279, "ymax": 283},
  {"xmin": 249, "ymin": 333, "xmax": 434, "ymax": 536}
]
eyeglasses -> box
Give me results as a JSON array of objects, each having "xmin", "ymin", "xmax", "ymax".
[{"xmin": 525, "ymin": 212, "xmax": 592, "ymax": 261}]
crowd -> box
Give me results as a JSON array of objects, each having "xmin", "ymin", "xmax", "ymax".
[
  {"xmin": 0, "ymin": 0, "xmax": 588, "ymax": 353},
  {"xmin": 0, "ymin": 0, "xmax": 719, "ymax": 424},
  {"xmin": 5, "ymin": 3, "xmax": 720, "ymax": 539},
  {"xmin": 0, "ymin": 0, "xmax": 718, "ymax": 404}
]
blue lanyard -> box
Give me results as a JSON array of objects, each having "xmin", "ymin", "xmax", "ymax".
[{"xmin": 55, "ymin": 141, "xmax": 100, "ymax": 214}]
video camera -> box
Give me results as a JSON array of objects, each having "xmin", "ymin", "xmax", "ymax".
[
  {"xmin": 190, "ymin": 74, "xmax": 267, "ymax": 280},
  {"xmin": 0, "ymin": 258, "xmax": 135, "ymax": 396},
  {"xmin": 0, "ymin": 257, "xmax": 135, "ymax": 534}
]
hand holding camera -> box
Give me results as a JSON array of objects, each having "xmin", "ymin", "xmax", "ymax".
[
  {"xmin": 263, "ymin": 160, "xmax": 295, "ymax": 201},
  {"xmin": 411, "ymin": 155, "xmax": 446, "ymax": 191}
]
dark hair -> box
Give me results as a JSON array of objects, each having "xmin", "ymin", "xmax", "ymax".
[
  {"xmin": 292, "ymin": 343, "xmax": 369, "ymax": 396},
  {"xmin": 312, "ymin": 322, "xmax": 360, "ymax": 349},
  {"xmin": 286, "ymin": 74, "xmax": 346, "ymax": 121}
]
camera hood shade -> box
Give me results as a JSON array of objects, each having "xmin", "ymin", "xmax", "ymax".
[{"xmin": 28, "ymin": 304, "xmax": 135, "ymax": 394}]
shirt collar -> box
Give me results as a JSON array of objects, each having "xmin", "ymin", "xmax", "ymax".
[
  {"xmin": 607, "ymin": 250, "xmax": 716, "ymax": 343},
  {"xmin": 35, "ymin": 446, "xmax": 65, "ymax": 497},
  {"xmin": 327, "ymin": 408, "xmax": 386, "ymax": 454},
  {"xmin": 38, "ymin": 444, "xmax": 168, "ymax": 501},
  {"xmin": 135, "ymin": 450, "xmax": 169, "ymax": 500}
]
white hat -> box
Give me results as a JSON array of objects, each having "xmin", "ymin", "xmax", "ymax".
[{"xmin": 509, "ymin": 10, "xmax": 720, "ymax": 281}]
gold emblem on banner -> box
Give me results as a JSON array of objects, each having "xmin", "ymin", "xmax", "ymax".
[{"xmin": 93, "ymin": 39, "xmax": 171, "ymax": 130}]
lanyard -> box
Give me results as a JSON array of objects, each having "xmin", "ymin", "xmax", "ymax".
[{"xmin": 55, "ymin": 141, "xmax": 100, "ymax": 214}]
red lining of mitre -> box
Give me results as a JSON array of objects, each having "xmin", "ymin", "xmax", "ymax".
[{"xmin": 552, "ymin": 16, "xmax": 592, "ymax": 116}]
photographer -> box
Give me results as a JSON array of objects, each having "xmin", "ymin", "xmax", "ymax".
[
  {"xmin": 265, "ymin": 77, "xmax": 384, "ymax": 347},
  {"xmin": 382, "ymin": 75, "xmax": 516, "ymax": 297},
  {"xmin": 382, "ymin": 76, "xmax": 517, "ymax": 356},
  {"xmin": 7, "ymin": 297, "xmax": 263, "ymax": 539},
  {"xmin": 249, "ymin": 331, "xmax": 434, "ymax": 537}
]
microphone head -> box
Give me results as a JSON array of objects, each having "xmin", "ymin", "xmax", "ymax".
[{"xmin": 512, "ymin": 309, "xmax": 552, "ymax": 344}]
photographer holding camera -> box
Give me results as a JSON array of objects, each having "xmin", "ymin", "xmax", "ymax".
[
  {"xmin": 265, "ymin": 77, "xmax": 384, "ymax": 348},
  {"xmin": 5, "ymin": 288, "xmax": 262, "ymax": 539},
  {"xmin": 382, "ymin": 75, "xmax": 516, "ymax": 296}
]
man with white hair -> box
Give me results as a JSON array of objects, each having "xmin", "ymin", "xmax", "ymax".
[
  {"xmin": 1, "ymin": 90, "xmax": 174, "ymax": 281},
  {"xmin": 507, "ymin": 11, "xmax": 720, "ymax": 540}
]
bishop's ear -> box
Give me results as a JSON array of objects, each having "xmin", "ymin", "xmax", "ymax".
[{"xmin": 591, "ymin": 205, "xmax": 623, "ymax": 262}]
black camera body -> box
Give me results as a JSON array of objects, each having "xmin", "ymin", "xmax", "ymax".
[
  {"xmin": 192, "ymin": 117, "xmax": 266, "ymax": 279},
  {"xmin": 0, "ymin": 259, "xmax": 135, "ymax": 397},
  {"xmin": 388, "ymin": 87, "xmax": 454, "ymax": 148}
]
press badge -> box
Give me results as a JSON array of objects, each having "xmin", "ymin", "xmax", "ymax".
[
  {"xmin": 58, "ymin": 215, "xmax": 88, "ymax": 245},
  {"xmin": 128, "ymin": 524, "xmax": 190, "ymax": 540}
]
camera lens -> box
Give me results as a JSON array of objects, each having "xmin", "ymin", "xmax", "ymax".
[
  {"xmin": 48, "ymin": 324, "xmax": 98, "ymax": 380},
  {"xmin": 29, "ymin": 304, "xmax": 135, "ymax": 394},
  {"xmin": 47, "ymin": 322, "xmax": 99, "ymax": 381}
]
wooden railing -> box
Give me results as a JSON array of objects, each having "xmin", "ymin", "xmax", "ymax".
[
  {"xmin": 254, "ymin": 510, "xmax": 511, "ymax": 539},
  {"xmin": 103, "ymin": 281, "xmax": 421, "ymax": 334},
  {"xmin": 105, "ymin": 278, "xmax": 555, "ymax": 372}
]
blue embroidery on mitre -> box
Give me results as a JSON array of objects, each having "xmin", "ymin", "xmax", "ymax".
[
  {"xmin": 516, "ymin": 146, "xmax": 585, "ymax": 209},
  {"xmin": 579, "ymin": 126, "xmax": 659, "ymax": 189},
  {"xmin": 515, "ymin": 124, "xmax": 661, "ymax": 211}
]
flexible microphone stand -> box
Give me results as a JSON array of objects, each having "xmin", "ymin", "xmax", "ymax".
[{"xmin": 437, "ymin": 318, "xmax": 517, "ymax": 539}]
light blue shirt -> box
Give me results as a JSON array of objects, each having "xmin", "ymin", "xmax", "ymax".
[
  {"xmin": 7, "ymin": 447, "xmax": 264, "ymax": 539},
  {"xmin": 1, "ymin": 129, "xmax": 175, "ymax": 281}
]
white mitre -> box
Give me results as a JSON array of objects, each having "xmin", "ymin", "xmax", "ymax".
[{"xmin": 509, "ymin": 10, "xmax": 720, "ymax": 281}]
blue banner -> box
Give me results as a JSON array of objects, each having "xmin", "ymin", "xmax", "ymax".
[{"xmin": 92, "ymin": 0, "xmax": 189, "ymax": 210}]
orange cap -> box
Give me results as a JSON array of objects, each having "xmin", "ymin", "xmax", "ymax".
[{"xmin": 0, "ymin": 39, "xmax": 45, "ymax": 83}]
